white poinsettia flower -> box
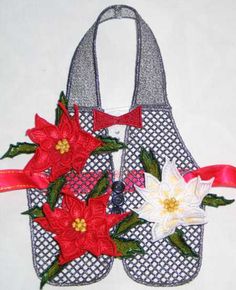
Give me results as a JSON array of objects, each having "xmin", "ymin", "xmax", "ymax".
[{"xmin": 133, "ymin": 159, "xmax": 214, "ymax": 242}]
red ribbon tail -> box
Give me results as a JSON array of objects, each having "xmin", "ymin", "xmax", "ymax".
[
  {"xmin": 0, "ymin": 170, "xmax": 49, "ymax": 192},
  {"xmin": 184, "ymin": 165, "xmax": 236, "ymax": 187}
]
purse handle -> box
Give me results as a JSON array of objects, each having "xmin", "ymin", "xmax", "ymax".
[{"xmin": 66, "ymin": 5, "xmax": 168, "ymax": 109}]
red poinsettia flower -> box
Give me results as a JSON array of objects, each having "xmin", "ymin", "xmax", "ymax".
[
  {"xmin": 35, "ymin": 191, "xmax": 129, "ymax": 265},
  {"xmin": 24, "ymin": 103, "xmax": 103, "ymax": 181}
]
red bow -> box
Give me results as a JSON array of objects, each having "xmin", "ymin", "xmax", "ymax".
[{"xmin": 93, "ymin": 106, "xmax": 142, "ymax": 131}]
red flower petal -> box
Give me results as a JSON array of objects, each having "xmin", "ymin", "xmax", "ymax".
[
  {"xmin": 43, "ymin": 126, "xmax": 60, "ymax": 140},
  {"xmin": 42, "ymin": 203, "xmax": 72, "ymax": 234},
  {"xmin": 87, "ymin": 194, "xmax": 110, "ymax": 216},
  {"xmin": 34, "ymin": 217, "xmax": 52, "ymax": 232},
  {"xmin": 72, "ymin": 155, "xmax": 89, "ymax": 175},
  {"xmin": 62, "ymin": 194, "xmax": 85, "ymax": 219},
  {"xmin": 107, "ymin": 212, "xmax": 130, "ymax": 229},
  {"xmin": 26, "ymin": 128, "xmax": 48, "ymax": 144},
  {"xmin": 77, "ymin": 130, "xmax": 103, "ymax": 154},
  {"xmin": 84, "ymin": 232, "xmax": 100, "ymax": 256},
  {"xmin": 41, "ymin": 139, "xmax": 54, "ymax": 151},
  {"xmin": 60, "ymin": 152, "xmax": 73, "ymax": 166},
  {"xmin": 55, "ymin": 236, "xmax": 86, "ymax": 265},
  {"xmin": 71, "ymin": 105, "xmax": 81, "ymax": 132},
  {"xmin": 98, "ymin": 237, "xmax": 121, "ymax": 257},
  {"xmin": 87, "ymin": 217, "xmax": 109, "ymax": 237},
  {"xmin": 58, "ymin": 113, "xmax": 73, "ymax": 139},
  {"xmin": 48, "ymin": 149, "xmax": 61, "ymax": 163},
  {"xmin": 57, "ymin": 227, "xmax": 79, "ymax": 240},
  {"xmin": 24, "ymin": 148, "xmax": 50, "ymax": 172},
  {"xmin": 50, "ymin": 163, "xmax": 70, "ymax": 181},
  {"xmin": 35, "ymin": 114, "xmax": 52, "ymax": 129},
  {"xmin": 61, "ymin": 186, "xmax": 75, "ymax": 197},
  {"xmin": 27, "ymin": 115, "xmax": 58, "ymax": 144}
]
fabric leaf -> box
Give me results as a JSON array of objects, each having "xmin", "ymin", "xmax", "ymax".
[
  {"xmin": 47, "ymin": 176, "xmax": 66, "ymax": 210},
  {"xmin": 40, "ymin": 257, "xmax": 65, "ymax": 289},
  {"xmin": 202, "ymin": 193, "xmax": 234, "ymax": 207},
  {"xmin": 114, "ymin": 212, "xmax": 146, "ymax": 236},
  {"xmin": 140, "ymin": 147, "xmax": 161, "ymax": 180},
  {"xmin": 168, "ymin": 229, "xmax": 198, "ymax": 258},
  {"xmin": 86, "ymin": 172, "xmax": 109, "ymax": 201},
  {"xmin": 92, "ymin": 136, "xmax": 126, "ymax": 154},
  {"xmin": 1, "ymin": 142, "xmax": 37, "ymax": 159},
  {"xmin": 55, "ymin": 91, "xmax": 68, "ymax": 125},
  {"xmin": 21, "ymin": 206, "xmax": 44, "ymax": 219},
  {"xmin": 112, "ymin": 237, "xmax": 144, "ymax": 258}
]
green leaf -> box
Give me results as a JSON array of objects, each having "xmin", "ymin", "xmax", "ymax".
[
  {"xmin": 114, "ymin": 212, "xmax": 146, "ymax": 236},
  {"xmin": 202, "ymin": 193, "xmax": 234, "ymax": 208},
  {"xmin": 40, "ymin": 257, "xmax": 65, "ymax": 289},
  {"xmin": 1, "ymin": 142, "xmax": 37, "ymax": 159},
  {"xmin": 47, "ymin": 176, "xmax": 66, "ymax": 210},
  {"xmin": 92, "ymin": 136, "xmax": 126, "ymax": 154},
  {"xmin": 21, "ymin": 206, "xmax": 44, "ymax": 219},
  {"xmin": 140, "ymin": 147, "xmax": 161, "ymax": 180},
  {"xmin": 168, "ymin": 229, "xmax": 198, "ymax": 258},
  {"xmin": 86, "ymin": 172, "xmax": 109, "ymax": 202},
  {"xmin": 55, "ymin": 91, "xmax": 68, "ymax": 125},
  {"xmin": 112, "ymin": 237, "xmax": 144, "ymax": 258}
]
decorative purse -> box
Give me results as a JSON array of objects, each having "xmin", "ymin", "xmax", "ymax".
[{"xmin": 0, "ymin": 5, "xmax": 236, "ymax": 289}]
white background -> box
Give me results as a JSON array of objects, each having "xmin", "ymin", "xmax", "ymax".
[{"xmin": 0, "ymin": 1, "xmax": 236, "ymax": 290}]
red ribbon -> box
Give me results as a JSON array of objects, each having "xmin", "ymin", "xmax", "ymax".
[
  {"xmin": 0, "ymin": 164, "xmax": 236, "ymax": 193},
  {"xmin": 184, "ymin": 165, "xmax": 236, "ymax": 187},
  {"xmin": 93, "ymin": 106, "xmax": 142, "ymax": 131},
  {"xmin": 0, "ymin": 170, "xmax": 49, "ymax": 192}
]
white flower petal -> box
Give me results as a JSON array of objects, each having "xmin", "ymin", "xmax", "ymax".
[
  {"xmin": 152, "ymin": 223, "xmax": 174, "ymax": 241},
  {"xmin": 162, "ymin": 158, "xmax": 184, "ymax": 186},
  {"xmin": 144, "ymin": 172, "xmax": 160, "ymax": 191},
  {"xmin": 186, "ymin": 177, "xmax": 198, "ymax": 193},
  {"xmin": 171, "ymin": 180, "xmax": 186, "ymax": 200},
  {"xmin": 134, "ymin": 184, "xmax": 161, "ymax": 205},
  {"xmin": 151, "ymin": 214, "xmax": 182, "ymax": 241},
  {"xmin": 184, "ymin": 177, "xmax": 201, "ymax": 206},
  {"xmin": 132, "ymin": 202, "xmax": 162, "ymax": 223},
  {"xmin": 182, "ymin": 207, "xmax": 207, "ymax": 226},
  {"xmin": 184, "ymin": 176, "xmax": 213, "ymax": 206},
  {"xmin": 159, "ymin": 182, "xmax": 172, "ymax": 199},
  {"xmin": 196, "ymin": 177, "xmax": 214, "ymax": 202}
]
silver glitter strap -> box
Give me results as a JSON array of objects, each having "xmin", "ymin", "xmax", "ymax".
[{"xmin": 66, "ymin": 5, "xmax": 168, "ymax": 109}]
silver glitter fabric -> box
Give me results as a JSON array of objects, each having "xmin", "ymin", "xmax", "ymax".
[
  {"xmin": 67, "ymin": 5, "xmax": 167, "ymax": 109},
  {"xmin": 27, "ymin": 5, "xmax": 203, "ymax": 286}
]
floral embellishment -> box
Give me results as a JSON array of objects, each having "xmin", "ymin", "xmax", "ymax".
[
  {"xmin": 24, "ymin": 103, "xmax": 103, "ymax": 181},
  {"xmin": 55, "ymin": 138, "xmax": 70, "ymax": 154},
  {"xmin": 134, "ymin": 158, "xmax": 214, "ymax": 241},
  {"xmin": 35, "ymin": 189, "xmax": 129, "ymax": 265},
  {"xmin": 72, "ymin": 218, "xmax": 87, "ymax": 232}
]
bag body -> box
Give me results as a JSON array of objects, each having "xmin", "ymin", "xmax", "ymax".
[{"xmin": 27, "ymin": 5, "xmax": 202, "ymax": 286}]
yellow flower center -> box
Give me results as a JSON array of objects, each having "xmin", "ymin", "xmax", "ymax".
[
  {"xmin": 55, "ymin": 139, "xmax": 70, "ymax": 154},
  {"xmin": 163, "ymin": 197, "xmax": 179, "ymax": 213},
  {"xmin": 72, "ymin": 218, "xmax": 87, "ymax": 232}
]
